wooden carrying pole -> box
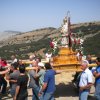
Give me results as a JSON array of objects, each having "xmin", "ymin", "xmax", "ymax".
[{"xmin": 24, "ymin": 63, "xmax": 97, "ymax": 72}]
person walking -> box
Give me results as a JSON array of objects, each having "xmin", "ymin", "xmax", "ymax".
[
  {"xmin": 93, "ymin": 57, "xmax": 100, "ymax": 100},
  {"xmin": 6, "ymin": 62, "xmax": 20, "ymax": 99},
  {"xmin": 29, "ymin": 67, "xmax": 39, "ymax": 100},
  {"xmin": 39, "ymin": 63, "xmax": 61, "ymax": 100},
  {"xmin": 0, "ymin": 58, "xmax": 8, "ymax": 95},
  {"xmin": 35, "ymin": 62, "xmax": 45, "ymax": 100},
  {"xmin": 79, "ymin": 60, "xmax": 93, "ymax": 100}
]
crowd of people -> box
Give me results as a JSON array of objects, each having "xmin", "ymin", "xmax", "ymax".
[
  {"xmin": 77, "ymin": 55, "xmax": 100, "ymax": 100},
  {"xmin": 0, "ymin": 54, "xmax": 100, "ymax": 100},
  {"xmin": 0, "ymin": 54, "xmax": 62, "ymax": 100}
]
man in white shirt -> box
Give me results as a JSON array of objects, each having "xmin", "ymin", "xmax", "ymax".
[
  {"xmin": 79, "ymin": 60, "xmax": 93, "ymax": 100},
  {"xmin": 11, "ymin": 55, "xmax": 18, "ymax": 64},
  {"xmin": 45, "ymin": 51, "xmax": 52, "ymax": 62}
]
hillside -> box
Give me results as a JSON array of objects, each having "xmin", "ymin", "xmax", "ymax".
[
  {"xmin": 72, "ymin": 21, "xmax": 100, "ymax": 56},
  {"xmin": 0, "ymin": 22, "xmax": 100, "ymax": 59}
]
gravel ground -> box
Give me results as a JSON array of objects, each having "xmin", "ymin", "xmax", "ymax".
[{"xmin": 1, "ymin": 72, "xmax": 95, "ymax": 100}]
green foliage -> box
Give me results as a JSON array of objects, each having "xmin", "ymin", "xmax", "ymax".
[
  {"xmin": 83, "ymin": 32, "xmax": 100, "ymax": 56},
  {"xmin": 0, "ymin": 36, "xmax": 51, "ymax": 59},
  {"xmin": 72, "ymin": 24, "xmax": 100, "ymax": 36},
  {"xmin": 72, "ymin": 23, "xmax": 100, "ymax": 56}
]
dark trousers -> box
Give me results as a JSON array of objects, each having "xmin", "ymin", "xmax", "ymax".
[{"xmin": 0, "ymin": 76, "xmax": 7, "ymax": 94}]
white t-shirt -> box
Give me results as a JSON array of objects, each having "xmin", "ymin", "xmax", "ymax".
[
  {"xmin": 12, "ymin": 58, "xmax": 18, "ymax": 64},
  {"xmin": 45, "ymin": 53, "xmax": 52, "ymax": 62},
  {"xmin": 45, "ymin": 53, "xmax": 52, "ymax": 58}
]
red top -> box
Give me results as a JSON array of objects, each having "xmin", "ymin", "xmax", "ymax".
[{"xmin": 0, "ymin": 59, "xmax": 7, "ymax": 67}]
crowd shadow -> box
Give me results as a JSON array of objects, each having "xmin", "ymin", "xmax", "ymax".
[
  {"xmin": 88, "ymin": 95, "xmax": 96, "ymax": 100},
  {"xmin": 54, "ymin": 82, "xmax": 78, "ymax": 98},
  {"xmin": 54, "ymin": 82, "xmax": 96, "ymax": 100}
]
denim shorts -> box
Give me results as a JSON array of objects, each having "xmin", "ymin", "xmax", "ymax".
[
  {"xmin": 10, "ymin": 88, "xmax": 15, "ymax": 97},
  {"xmin": 95, "ymin": 83, "xmax": 100, "ymax": 100}
]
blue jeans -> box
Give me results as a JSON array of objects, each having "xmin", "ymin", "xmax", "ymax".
[
  {"xmin": 95, "ymin": 83, "xmax": 100, "ymax": 100},
  {"xmin": 43, "ymin": 92, "xmax": 54, "ymax": 100},
  {"xmin": 79, "ymin": 90, "xmax": 89, "ymax": 100},
  {"xmin": 32, "ymin": 86, "xmax": 39, "ymax": 100}
]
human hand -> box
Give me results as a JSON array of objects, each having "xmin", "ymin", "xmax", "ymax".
[
  {"xmin": 13, "ymin": 96, "xmax": 16, "ymax": 100},
  {"xmin": 38, "ymin": 92, "xmax": 42, "ymax": 96},
  {"xmin": 80, "ymin": 86, "xmax": 85, "ymax": 91},
  {"xmin": 93, "ymin": 71, "xmax": 97, "ymax": 75}
]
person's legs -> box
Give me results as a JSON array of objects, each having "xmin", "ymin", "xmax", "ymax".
[
  {"xmin": 0, "ymin": 79, "xmax": 2, "ymax": 92},
  {"xmin": 79, "ymin": 91, "xmax": 89, "ymax": 100},
  {"xmin": 17, "ymin": 95, "xmax": 28, "ymax": 100},
  {"xmin": 32, "ymin": 87, "xmax": 39, "ymax": 100},
  {"xmin": 43, "ymin": 92, "xmax": 54, "ymax": 100},
  {"xmin": 95, "ymin": 83, "xmax": 100, "ymax": 100},
  {"xmin": 1, "ymin": 77, "xmax": 7, "ymax": 94},
  {"xmin": 10, "ymin": 87, "xmax": 16, "ymax": 99}
]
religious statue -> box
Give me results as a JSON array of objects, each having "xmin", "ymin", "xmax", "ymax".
[{"xmin": 61, "ymin": 16, "xmax": 69, "ymax": 47}]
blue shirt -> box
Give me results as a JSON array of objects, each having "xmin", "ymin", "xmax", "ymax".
[
  {"xmin": 95, "ymin": 66, "xmax": 100, "ymax": 84},
  {"xmin": 44, "ymin": 69, "xmax": 56, "ymax": 93}
]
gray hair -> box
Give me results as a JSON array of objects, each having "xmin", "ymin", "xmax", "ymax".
[{"xmin": 81, "ymin": 60, "xmax": 89, "ymax": 67}]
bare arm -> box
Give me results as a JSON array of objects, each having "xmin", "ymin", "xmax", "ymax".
[
  {"xmin": 0, "ymin": 69, "xmax": 9, "ymax": 75},
  {"xmin": 34, "ymin": 74, "xmax": 40, "ymax": 78},
  {"xmin": 55, "ymin": 70, "xmax": 64, "ymax": 74},
  {"xmin": 6, "ymin": 73, "xmax": 17, "ymax": 83},
  {"xmin": 39, "ymin": 83, "xmax": 47, "ymax": 96},
  {"xmin": 93, "ymin": 71, "xmax": 100, "ymax": 78},
  {"xmin": 6, "ymin": 76, "xmax": 17, "ymax": 83},
  {"xmin": 80, "ymin": 83, "xmax": 93, "ymax": 91},
  {"xmin": 9, "ymin": 80, "xmax": 17, "ymax": 83}
]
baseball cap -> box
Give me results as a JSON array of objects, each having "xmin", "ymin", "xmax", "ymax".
[{"xmin": 38, "ymin": 62, "xmax": 44, "ymax": 67}]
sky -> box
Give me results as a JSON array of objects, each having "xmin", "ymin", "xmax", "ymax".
[{"xmin": 0, "ymin": 0, "xmax": 100, "ymax": 32}]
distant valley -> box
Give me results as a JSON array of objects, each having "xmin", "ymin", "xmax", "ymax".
[{"xmin": 0, "ymin": 31, "xmax": 21, "ymax": 41}]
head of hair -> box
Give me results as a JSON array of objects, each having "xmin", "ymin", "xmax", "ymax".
[
  {"xmin": 29, "ymin": 55, "xmax": 35, "ymax": 60},
  {"xmin": 19, "ymin": 64, "xmax": 26, "ymax": 73},
  {"xmin": 81, "ymin": 60, "xmax": 89, "ymax": 67},
  {"xmin": 11, "ymin": 62, "xmax": 19, "ymax": 70},
  {"xmin": 11, "ymin": 54, "xmax": 16, "ymax": 58},
  {"xmin": 96, "ymin": 57, "xmax": 100, "ymax": 62},
  {"xmin": 36, "ymin": 57, "xmax": 41, "ymax": 62},
  {"xmin": 45, "ymin": 63, "xmax": 52, "ymax": 70},
  {"xmin": 86, "ymin": 55, "xmax": 91, "ymax": 60}
]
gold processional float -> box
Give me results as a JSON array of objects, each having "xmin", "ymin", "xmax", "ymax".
[
  {"xmin": 52, "ymin": 13, "xmax": 81, "ymax": 71},
  {"xmin": 53, "ymin": 12, "xmax": 96, "ymax": 71},
  {"xmin": 49, "ymin": 12, "xmax": 96, "ymax": 72},
  {"xmin": 23, "ymin": 12, "xmax": 97, "ymax": 71}
]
